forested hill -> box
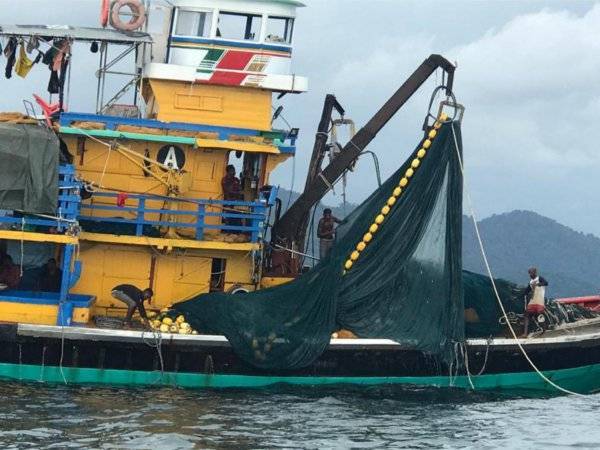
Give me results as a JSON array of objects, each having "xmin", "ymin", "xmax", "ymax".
[{"xmin": 463, "ymin": 210, "xmax": 600, "ymax": 298}]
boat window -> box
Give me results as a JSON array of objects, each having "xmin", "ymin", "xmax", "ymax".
[
  {"xmin": 216, "ymin": 11, "xmax": 262, "ymax": 41},
  {"xmin": 265, "ymin": 16, "xmax": 294, "ymax": 44},
  {"xmin": 175, "ymin": 10, "xmax": 213, "ymax": 37}
]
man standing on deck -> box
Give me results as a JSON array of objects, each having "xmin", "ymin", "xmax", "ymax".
[
  {"xmin": 221, "ymin": 165, "xmax": 244, "ymax": 232},
  {"xmin": 522, "ymin": 267, "xmax": 548, "ymax": 336},
  {"xmin": 111, "ymin": 284, "xmax": 153, "ymax": 325},
  {"xmin": 317, "ymin": 208, "xmax": 342, "ymax": 260},
  {"xmin": 221, "ymin": 164, "xmax": 243, "ymax": 201}
]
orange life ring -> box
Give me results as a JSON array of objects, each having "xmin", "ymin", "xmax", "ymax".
[
  {"xmin": 110, "ymin": 0, "xmax": 146, "ymax": 31},
  {"xmin": 100, "ymin": 0, "xmax": 110, "ymax": 28}
]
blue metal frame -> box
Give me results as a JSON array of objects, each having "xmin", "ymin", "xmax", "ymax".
[
  {"xmin": 59, "ymin": 112, "xmax": 297, "ymax": 148},
  {"xmin": 0, "ymin": 165, "xmax": 87, "ymax": 326},
  {"xmin": 79, "ymin": 188, "xmax": 277, "ymax": 243},
  {"xmin": 0, "ymin": 165, "xmax": 82, "ymax": 231}
]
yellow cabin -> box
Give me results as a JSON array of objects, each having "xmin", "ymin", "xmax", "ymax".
[{"xmin": 0, "ymin": 0, "xmax": 306, "ymax": 324}]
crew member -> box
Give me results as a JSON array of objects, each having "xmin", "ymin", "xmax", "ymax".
[
  {"xmin": 111, "ymin": 284, "xmax": 153, "ymax": 324},
  {"xmin": 38, "ymin": 258, "xmax": 62, "ymax": 292},
  {"xmin": 522, "ymin": 267, "xmax": 548, "ymax": 336},
  {"xmin": 0, "ymin": 254, "xmax": 21, "ymax": 289},
  {"xmin": 221, "ymin": 165, "xmax": 244, "ymax": 232},
  {"xmin": 317, "ymin": 208, "xmax": 342, "ymax": 259},
  {"xmin": 221, "ymin": 164, "xmax": 243, "ymax": 201}
]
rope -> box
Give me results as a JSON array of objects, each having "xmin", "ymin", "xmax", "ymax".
[
  {"xmin": 273, "ymin": 243, "xmax": 320, "ymax": 261},
  {"xmin": 58, "ymin": 324, "xmax": 68, "ymax": 385},
  {"xmin": 318, "ymin": 172, "xmax": 334, "ymax": 192},
  {"xmin": 450, "ymin": 122, "xmax": 586, "ymax": 397}
]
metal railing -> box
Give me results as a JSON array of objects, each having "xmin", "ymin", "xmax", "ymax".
[
  {"xmin": 79, "ymin": 187, "xmax": 277, "ymax": 243},
  {"xmin": 0, "ymin": 165, "xmax": 81, "ymax": 231}
]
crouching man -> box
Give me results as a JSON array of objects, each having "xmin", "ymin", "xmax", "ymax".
[{"xmin": 111, "ymin": 284, "xmax": 153, "ymax": 325}]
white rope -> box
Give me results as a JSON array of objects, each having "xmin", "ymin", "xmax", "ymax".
[
  {"xmin": 450, "ymin": 122, "xmax": 586, "ymax": 397},
  {"xmin": 58, "ymin": 324, "xmax": 68, "ymax": 385},
  {"xmin": 273, "ymin": 243, "xmax": 320, "ymax": 261},
  {"xmin": 98, "ymin": 140, "xmax": 112, "ymax": 188}
]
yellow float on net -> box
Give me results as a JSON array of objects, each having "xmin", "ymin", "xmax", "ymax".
[
  {"xmin": 369, "ymin": 223, "xmax": 379, "ymax": 233},
  {"xmin": 375, "ymin": 214, "xmax": 385, "ymax": 225},
  {"xmin": 393, "ymin": 187, "xmax": 402, "ymax": 197},
  {"xmin": 363, "ymin": 232, "xmax": 373, "ymax": 242},
  {"xmin": 350, "ymin": 251, "xmax": 360, "ymax": 261},
  {"xmin": 399, "ymin": 178, "xmax": 408, "ymax": 187},
  {"xmin": 381, "ymin": 205, "xmax": 390, "ymax": 215},
  {"xmin": 433, "ymin": 121, "xmax": 442, "ymax": 130},
  {"xmin": 344, "ymin": 260, "xmax": 353, "ymax": 270},
  {"xmin": 357, "ymin": 241, "xmax": 366, "ymax": 251},
  {"xmin": 428, "ymin": 129, "xmax": 437, "ymax": 139},
  {"xmin": 411, "ymin": 159, "xmax": 420, "ymax": 169},
  {"xmin": 440, "ymin": 112, "xmax": 448, "ymax": 121},
  {"xmin": 423, "ymin": 139, "xmax": 432, "ymax": 149},
  {"xmin": 387, "ymin": 196, "xmax": 396, "ymax": 207},
  {"xmin": 405, "ymin": 168, "xmax": 414, "ymax": 178},
  {"xmin": 417, "ymin": 149, "xmax": 426, "ymax": 158}
]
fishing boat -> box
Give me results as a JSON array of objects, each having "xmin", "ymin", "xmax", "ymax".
[{"xmin": 0, "ymin": 0, "xmax": 599, "ymax": 395}]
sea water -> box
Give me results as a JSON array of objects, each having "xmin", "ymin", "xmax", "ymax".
[{"xmin": 0, "ymin": 382, "xmax": 598, "ymax": 449}]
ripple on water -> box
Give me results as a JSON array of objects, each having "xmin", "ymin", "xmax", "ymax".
[{"xmin": 0, "ymin": 382, "xmax": 598, "ymax": 449}]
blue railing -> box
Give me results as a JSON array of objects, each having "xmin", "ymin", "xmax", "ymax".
[
  {"xmin": 0, "ymin": 163, "xmax": 278, "ymax": 244},
  {"xmin": 0, "ymin": 165, "xmax": 81, "ymax": 231},
  {"xmin": 79, "ymin": 187, "xmax": 278, "ymax": 243}
]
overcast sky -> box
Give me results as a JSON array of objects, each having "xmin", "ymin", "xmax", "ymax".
[{"xmin": 1, "ymin": 0, "xmax": 599, "ymax": 235}]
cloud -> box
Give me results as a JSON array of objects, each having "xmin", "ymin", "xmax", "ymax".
[
  {"xmin": 2, "ymin": 1, "xmax": 600, "ymax": 234},
  {"xmin": 277, "ymin": 3, "xmax": 600, "ymax": 234}
]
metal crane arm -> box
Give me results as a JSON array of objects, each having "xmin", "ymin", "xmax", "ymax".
[{"xmin": 273, "ymin": 54, "xmax": 455, "ymax": 245}]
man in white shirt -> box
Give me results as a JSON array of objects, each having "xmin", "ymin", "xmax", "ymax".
[{"xmin": 522, "ymin": 267, "xmax": 548, "ymax": 337}]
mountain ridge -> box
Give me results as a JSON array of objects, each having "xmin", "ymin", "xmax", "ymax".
[
  {"xmin": 277, "ymin": 188, "xmax": 598, "ymax": 297},
  {"xmin": 462, "ymin": 209, "xmax": 600, "ymax": 298}
]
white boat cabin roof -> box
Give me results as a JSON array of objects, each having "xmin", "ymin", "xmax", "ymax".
[{"xmin": 0, "ymin": 25, "xmax": 152, "ymax": 45}]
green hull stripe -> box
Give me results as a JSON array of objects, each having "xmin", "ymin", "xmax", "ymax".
[{"xmin": 1, "ymin": 362, "xmax": 600, "ymax": 393}]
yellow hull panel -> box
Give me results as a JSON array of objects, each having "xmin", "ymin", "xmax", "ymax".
[{"xmin": 0, "ymin": 302, "xmax": 90, "ymax": 326}]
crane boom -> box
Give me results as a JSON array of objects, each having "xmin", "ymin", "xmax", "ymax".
[{"xmin": 272, "ymin": 54, "xmax": 456, "ymax": 248}]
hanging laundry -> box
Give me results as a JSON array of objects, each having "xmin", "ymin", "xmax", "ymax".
[
  {"xmin": 42, "ymin": 47, "xmax": 56, "ymax": 66},
  {"xmin": 116, "ymin": 193, "xmax": 129, "ymax": 208},
  {"xmin": 15, "ymin": 43, "xmax": 34, "ymax": 78},
  {"xmin": 47, "ymin": 70, "xmax": 60, "ymax": 94},
  {"xmin": 52, "ymin": 39, "xmax": 71, "ymax": 72},
  {"xmin": 26, "ymin": 36, "xmax": 39, "ymax": 54},
  {"xmin": 4, "ymin": 37, "xmax": 17, "ymax": 79}
]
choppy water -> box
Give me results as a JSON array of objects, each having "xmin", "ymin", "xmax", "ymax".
[{"xmin": 0, "ymin": 382, "xmax": 598, "ymax": 449}]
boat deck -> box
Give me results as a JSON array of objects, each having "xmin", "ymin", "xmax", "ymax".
[{"xmin": 12, "ymin": 317, "xmax": 600, "ymax": 350}]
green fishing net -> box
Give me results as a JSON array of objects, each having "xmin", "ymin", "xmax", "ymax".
[
  {"xmin": 462, "ymin": 270, "xmax": 524, "ymax": 337},
  {"xmin": 174, "ymin": 121, "xmax": 464, "ymax": 369}
]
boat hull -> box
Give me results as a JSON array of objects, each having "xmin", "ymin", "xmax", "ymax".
[{"xmin": 2, "ymin": 324, "xmax": 600, "ymax": 394}]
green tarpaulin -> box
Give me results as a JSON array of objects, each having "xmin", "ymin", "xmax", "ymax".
[
  {"xmin": 0, "ymin": 123, "xmax": 58, "ymax": 214},
  {"xmin": 174, "ymin": 120, "xmax": 464, "ymax": 370}
]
